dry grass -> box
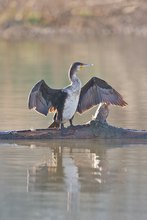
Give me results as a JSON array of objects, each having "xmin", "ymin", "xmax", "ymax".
[{"xmin": 0, "ymin": 0, "xmax": 147, "ymax": 39}]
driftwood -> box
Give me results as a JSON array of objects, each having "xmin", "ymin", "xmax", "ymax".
[{"xmin": 0, "ymin": 104, "xmax": 147, "ymax": 140}]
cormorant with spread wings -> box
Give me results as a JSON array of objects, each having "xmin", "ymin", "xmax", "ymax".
[{"xmin": 28, "ymin": 62, "xmax": 127, "ymax": 129}]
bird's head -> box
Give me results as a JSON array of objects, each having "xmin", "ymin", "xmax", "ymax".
[
  {"xmin": 69, "ymin": 62, "xmax": 93, "ymax": 79},
  {"xmin": 71, "ymin": 62, "xmax": 93, "ymax": 71}
]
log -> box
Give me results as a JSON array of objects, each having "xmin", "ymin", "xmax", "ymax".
[{"xmin": 0, "ymin": 104, "xmax": 147, "ymax": 140}]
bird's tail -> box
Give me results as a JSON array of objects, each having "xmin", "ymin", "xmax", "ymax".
[{"xmin": 49, "ymin": 121, "xmax": 60, "ymax": 129}]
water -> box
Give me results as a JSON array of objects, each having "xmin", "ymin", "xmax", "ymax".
[
  {"xmin": 0, "ymin": 36, "xmax": 147, "ymax": 130},
  {"xmin": 0, "ymin": 140, "xmax": 147, "ymax": 220},
  {"xmin": 0, "ymin": 36, "xmax": 147, "ymax": 220}
]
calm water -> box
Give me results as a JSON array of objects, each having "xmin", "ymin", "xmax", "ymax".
[{"xmin": 0, "ymin": 36, "xmax": 147, "ymax": 220}]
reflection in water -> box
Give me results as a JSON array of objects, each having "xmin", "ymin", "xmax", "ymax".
[
  {"xmin": 27, "ymin": 146, "xmax": 63, "ymax": 192},
  {"xmin": 0, "ymin": 140, "xmax": 147, "ymax": 220},
  {"xmin": 27, "ymin": 141, "xmax": 105, "ymax": 211}
]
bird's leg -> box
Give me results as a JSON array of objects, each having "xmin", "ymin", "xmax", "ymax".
[
  {"xmin": 61, "ymin": 123, "xmax": 65, "ymax": 130},
  {"xmin": 69, "ymin": 118, "xmax": 74, "ymax": 127},
  {"xmin": 48, "ymin": 113, "xmax": 60, "ymax": 129},
  {"xmin": 53, "ymin": 113, "xmax": 57, "ymax": 121}
]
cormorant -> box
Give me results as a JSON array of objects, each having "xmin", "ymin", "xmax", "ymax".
[{"xmin": 28, "ymin": 62, "xmax": 127, "ymax": 129}]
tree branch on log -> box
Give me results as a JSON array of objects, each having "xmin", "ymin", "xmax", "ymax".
[{"xmin": 0, "ymin": 103, "xmax": 147, "ymax": 140}]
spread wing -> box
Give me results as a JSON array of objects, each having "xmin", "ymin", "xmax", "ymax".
[
  {"xmin": 77, "ymin": 77, "xmax": 127, "ymax": 114},
  {"xmin": 28, "ymin": 80, "xmax": 65, "ymax": 116}
]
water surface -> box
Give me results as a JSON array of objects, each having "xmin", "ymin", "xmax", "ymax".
[
  {"xmin": 0, "ymin": 36, "xmax": 147, "ymax": 130},
  {"xmin": 0, "ymin": 140, "xmax": 147, "ymax": 220},
  {"xmin": 0, "ymin": 36, "xmax": 147, "ymax": 220}
]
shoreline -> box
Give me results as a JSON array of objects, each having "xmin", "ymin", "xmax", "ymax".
[
  {"xmin": 1, "ymin": 24, "xmax": 147, "ymax": 41},
  {"xmin": 0, "ymin": 0, "xmax": 147, "ymax": 40}
]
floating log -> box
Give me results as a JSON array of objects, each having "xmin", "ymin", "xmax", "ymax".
[{"xmin": 0, "ymin": 104, "xmax": 147, "ymax": 140}]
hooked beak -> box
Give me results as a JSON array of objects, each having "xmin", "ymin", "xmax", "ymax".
[{"xmin": 80, "ymin": 63, "xmax": 93, "ymax": 69}]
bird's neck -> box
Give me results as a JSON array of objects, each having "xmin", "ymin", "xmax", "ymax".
[
  {"xmin": 68, "ymin": 71, "xmax": 81, "ymax": 90},
  {"xmin": 70, "ymin": 72, "xmax": 78, "ymax": 81},
  {"xmin": 68, "ymin": 67, "xmax": 76, "ymax": 80}
]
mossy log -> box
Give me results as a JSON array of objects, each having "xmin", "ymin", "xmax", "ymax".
[{"xmin": 0, "ymin": 104, "xmax": 147, "ymax": 140}]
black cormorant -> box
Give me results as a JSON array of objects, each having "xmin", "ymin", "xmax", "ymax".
[{"xmin": 28, "ymin": 62, "xmax": 127, "ymax": 129}]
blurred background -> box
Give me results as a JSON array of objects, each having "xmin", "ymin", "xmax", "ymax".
[{"xmin": 0, "ymin": 0, "xmax": 147, "ymax": 39}]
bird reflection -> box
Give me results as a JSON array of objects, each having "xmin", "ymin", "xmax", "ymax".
[
  {"xmin": 27, "ymin": 140, "xmax": 105, "ymax": 212},
  {"xmin": 27, "ymin": 146, "xmax": 64, "ymax": 192},
  {"xmin": 27, "ymin": 141, "xmax": 105, "ymax": 192}
]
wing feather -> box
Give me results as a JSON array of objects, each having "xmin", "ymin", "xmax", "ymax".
[
  {"xmin": 28, "ymin": 80, "xmax": 62, "ymax": 116},
  {"xmin": 77, "ymin": 77, "xmax": 127, "ymax": 113}
]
